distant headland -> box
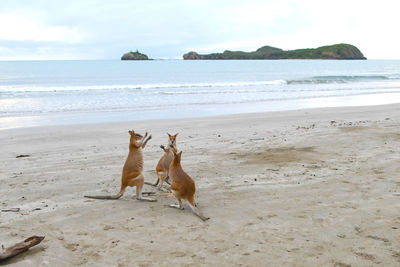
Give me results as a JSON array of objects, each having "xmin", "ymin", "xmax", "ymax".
[
  {"xmin": 121, "ymin": 50, "xmax": 149, "ymax": 60},
  {"xmin": 183, "ymin": 44, "xmax": 366, "ymax": 60}
]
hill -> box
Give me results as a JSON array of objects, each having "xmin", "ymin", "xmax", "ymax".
[{"xmin": 183, "ymin": 44, "xmax": 366, "ymax": 60}]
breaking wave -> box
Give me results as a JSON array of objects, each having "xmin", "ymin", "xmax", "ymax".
[{"xmin": 1, "ymin": 74, "xmax": 397, "ymax": 94}]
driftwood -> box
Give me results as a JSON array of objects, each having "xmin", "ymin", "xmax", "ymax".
[
  {"xmin": 16, "ymin": 155, "xmax": 30, "ymax": 158},
  {"xmin": 0, "ymin": 236, "xmax": 45, "ymax": 262},
  {"xmin": 1, "ymin": 208, "xmax": 20, "ymax": 212}
]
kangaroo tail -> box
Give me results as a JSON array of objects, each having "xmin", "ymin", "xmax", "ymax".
[
  {"xmin": 144, "ymin": 178, "xmax": 159, "ymax": 187},
  {"xmin": 84, "ymin": 194, "xmax": 122, "ymax": 200},
  {"xmin": 187, "ymin": 195, "xmax": 209, "ymax": 221},
  {"xmin": 84, "ymin": 188, "xmax": 124, "ymax": 200}
]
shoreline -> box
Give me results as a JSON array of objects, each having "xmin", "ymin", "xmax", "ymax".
[
  {"xmin": 1, "ymin": 103, "xmax": 399, "ymax": 266},
  {"xmin": 2, "ymin": 59, "xmax": 400, "ymax": 131},
  {"xmin": 2, "ymin": 99, "xmax": 400, "ymax": 131}
]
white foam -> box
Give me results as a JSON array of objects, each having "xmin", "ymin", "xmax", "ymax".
[{"xmin": 0, "ymin": 80, "xmax": 287, "ymax": 93}]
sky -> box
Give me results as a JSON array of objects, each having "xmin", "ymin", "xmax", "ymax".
[{"xmin": 0, "ymin": 0, "xmax": 399, "ymax": 60}]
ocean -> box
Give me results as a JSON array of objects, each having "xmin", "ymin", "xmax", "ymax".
[{"xmin": 1, "ymin": 59, "xmax": 400, "ymax": 130}]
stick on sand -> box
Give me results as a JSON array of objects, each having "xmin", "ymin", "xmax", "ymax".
[{"xmin": 0, "ymin": 236, "xmax": 45, "ymax": 262}]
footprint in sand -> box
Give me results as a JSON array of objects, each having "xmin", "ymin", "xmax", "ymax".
[
  {"xmin": 64, "ymin": 242, "xmax": 80, "ymax": 252},
  {"xmin": 333, "ymin": 262, "xmax": 351, "ymax": 267},
  {"xmin": 366, "ymin": 235, "xmax": 390, "ymax": 243},
  {"xmin": 354, "ymin": 251, "xmax": 377, "ymax": 262}
]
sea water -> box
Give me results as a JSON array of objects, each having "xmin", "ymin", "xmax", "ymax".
[{"xmin": 0, "ymin": 59, "xmax": 400, "ymax": 129}]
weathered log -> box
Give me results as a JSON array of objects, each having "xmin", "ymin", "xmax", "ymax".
[
  {"xmin": 1, "ymin": 208, "xmax": 20, "ymax": 212},
  {"xmin": 16, "ymin": 155, "xmax": 30, "ymax": 158},
  {"xmin": 0, "ymin": 236, "xmax": 45, "ymax": 262}
]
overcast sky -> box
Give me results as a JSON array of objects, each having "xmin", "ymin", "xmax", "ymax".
[{"xmin": 0, "ymin": 0, "xmax": 399, "ymax": 60}]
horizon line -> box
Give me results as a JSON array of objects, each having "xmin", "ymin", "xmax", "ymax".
[{"xmin": 0, "ymin": 58, "xmax": 399, "ymax": 61}]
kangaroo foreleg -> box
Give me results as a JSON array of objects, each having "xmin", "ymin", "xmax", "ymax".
[{"xmin": 141, "ymin": 134, "xmax": 152, "ymax": 149}]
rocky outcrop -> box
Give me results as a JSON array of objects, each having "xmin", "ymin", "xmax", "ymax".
[
  {"xmin": 183, "ymin": 51, "xmax": 204, "ymax": 60},
  {"xmin": 121, "ymin": 51, "xmax": 149, "ymax": 60},
  {"xmin": 183, "ymin": 44, "xmax": 366, "ymax": 60}
]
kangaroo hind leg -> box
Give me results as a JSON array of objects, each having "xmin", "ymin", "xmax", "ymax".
[
  {"xmin": 165, "ymin": 176, "xmax": 171, "ymax": 185},
  {"xmin": 131, "ymin": 174, "xmax": 156, "ymax": 202},
  {"xmin": 167, "ymin": 189, "xmax": 182, "ymax": 209},
  {"xmin": 156, "ymin": 171, "xmax": 170, "ymax": 192},
  {"xmin": 169, "ymin": 198, "xmax": 183, "ymax": 210}
]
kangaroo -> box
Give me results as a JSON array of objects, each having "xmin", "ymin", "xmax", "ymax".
[
  {"xmin": 145, "ymin": 133, "xmax": 178, "ymax": 191},
  {"xmin": 84, "ymin": 130, "xmax": 156, "ymax": 202},
  {"xmin": 168, "ymin": 148, "xmax": 209, "ymax": 221}
]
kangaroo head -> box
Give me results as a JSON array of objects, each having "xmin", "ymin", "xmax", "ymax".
[
  {"xmin": 129, "ymin": 130, "xmax": 143, "ymax": 140},
  {"xmin": 172, "ymin": 149, "xmax": 183, "ymax": 164},
  {"xmin": 167, "ymin": 133, "xmax": 178, "ymax": 147}
]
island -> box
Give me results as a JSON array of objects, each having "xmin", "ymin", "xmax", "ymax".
[
  {"xmin": 183, "ymin": 44, "xmax": 366, "ymax": 60},
  {"xmin": 121, "ymin": 50, "xmax": 149, "ymax": 60}
]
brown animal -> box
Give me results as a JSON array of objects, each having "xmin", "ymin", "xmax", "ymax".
[
  {"xmin": 145, "ymin": 133, "xmax": 178, "ymax": 191},
  {"xmin": 84, "ymin": 130, "xmax": 156, "ymax": 202},
  {"xmin": 168, "ymin": 148, "xmax": 209, "ymax": 221}
]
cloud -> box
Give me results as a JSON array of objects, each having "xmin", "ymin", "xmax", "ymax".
[
  {"xmin": 232, "ymin": 1, "xmax": 292, "ymax": 26},
  {"xmin": 184, "ymin": 0, "xmax": 400, "ymax": 59},
  {"xmin": 0, "ymin": 0, "xmax": 399, "ymax": 59},
  {"xmin": 0, "ymin": 13, "xmax": 86, "ymax": 43}
]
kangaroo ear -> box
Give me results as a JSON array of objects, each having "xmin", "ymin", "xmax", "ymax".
[
  {"xmin": 167, "ymin": 133, "xmax": 172, "ymax": 137},
  {"xmin": 174, "ymin": 133, "xmax": 179, "ymax": 137},
  {"xmin": 178, "ymin": 151, "xmax": 182, "ymax": 157},
  {"xmin": 129, "ymin": 130, "xmax": 134, "ymax": 135}
]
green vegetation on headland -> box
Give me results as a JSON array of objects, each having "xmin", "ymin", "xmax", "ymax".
[
  {"xmin": 121, "ymin": 50, "xmax": 149, "ymax": 60},
  {"xmin": 183, "ymin": 44, "xmax": 366, "ymax": 60}
]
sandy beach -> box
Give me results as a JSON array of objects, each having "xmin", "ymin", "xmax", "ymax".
[{"xmin": 0, "ymin": 104, "xmax": 399, "ymax": 266}]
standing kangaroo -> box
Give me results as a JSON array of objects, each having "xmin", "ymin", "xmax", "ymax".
[
  {"xmin": 84, "ymin": 130, "xmax": 156, "ymax": 202},
  {"xmin": 168, "ymin": 148, "xmax": 209, "ymax": 221},
  {"xmin": 145, "ymin": 133, "xmax": 178, "ymax": 191}
]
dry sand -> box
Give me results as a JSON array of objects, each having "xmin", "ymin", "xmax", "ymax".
[{"xmin": 0, "ymin": 104, "xmax": 399, "ymax": 266}]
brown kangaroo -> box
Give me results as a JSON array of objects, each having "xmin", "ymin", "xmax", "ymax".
[
  {"xmin": 84, "ymin": 130, "xmax": 156, "ymax": 202},
  {"xmin": 145, "ymin": 133, "xmax": 178, "ymax": 191},
  {"xmin": 168, "ymin": 148, "xmax": 209, "ymax": 221}
]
